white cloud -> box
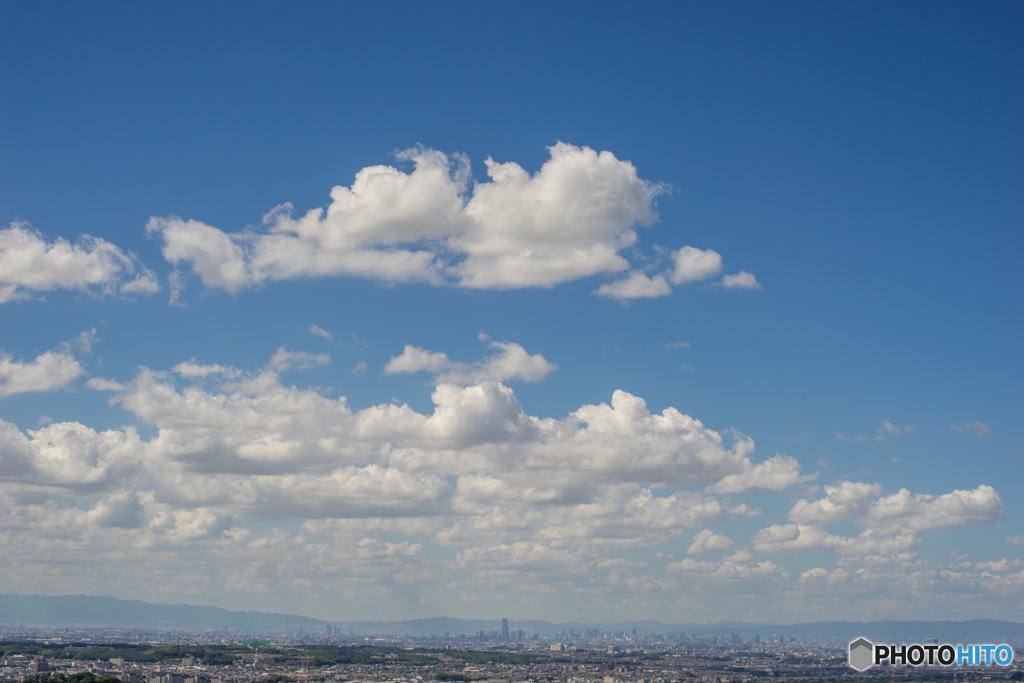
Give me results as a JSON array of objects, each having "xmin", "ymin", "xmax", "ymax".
[
  {"xmin": 593, "ymin": 246, "xmax": 725, "ymax": 301},
  {"xmin": 384, "ymin": 346, "xmax": 454, "ymax": 376},
  {"xmin": 153, "ymin": 465, "xmax": 453, "ymax": 520},
  {"xmin": 593, "ymin": 271, "xmax": 671, "ymax": 302},
  {"xmin": 664, "ymin": 341, "xmax": 690, "ymax": 349},
  {"xmin": 834, "ymin": 551, "xmax": 920, "ymax": 567},
  {"xmin": 721, "ymin": 271, "xmax": 761, "ymax": 290},
  {"xmin": 707, "ymin": 453, "xmax": 816, "ymax": 494},
  {"xmin": 150, "ymin": 218, "xmax": 267, "ymax": 294},
  {"xmin": 167, "ymin": 270, "xmax": 185, "ymax": 307},
  {"xmin": 63, "ymin": 347, "xmax": 791, "ymax": 501},
  {"xmin": 172, "ymin": 359, "xmax": 242, "ymax": 379},
  {"xmin": 265, "ymin": 347, "xmax": 331, "ymax": 372},
  {"xmin": 356, "ymin": 381, "xmax": 541, "ymax": 451},
  {"xmin": 441, "ymin": 485, "xmax": 724, "ymax": 549},
  {"xmin": 112, "ymin": 367, "xmax": 363, "ymax": 474},
  {"xmin": 666, "ymin": 556, "xmax": 784, "ymax": 580},
  {"xmin": 881, "ymin": 420, "xmax": 916, "ymax": 435},
  {"xmin": 351, "ymin": 361, "xmax": 367, "ymax": 374},
  {"xmin": 669, "ymin": 246, "xmax": 723, "ymax": 284},
  {"xmin": 308, "ymin": 324, "xmax": 334, "ymax": 340},
  {"xmin": 149, "ymin": 144, "xmax": 679, "ymax": 297},
  {"xmin": 723, "ymin": 548, "xmax": 754, "ymax": 562},
  {"xmin": 752, "ymin": 523, "xmax": 919, "ymax": 556},
  {"xmin": 0, "ymin": 419, "xmax": 143, "ymax": 493},
  {"xmin": 440, "ymin": 340, "xmax": 556, "ymax": 384},
  {"xmin": 0, "ymin": 344, "xmax": 786, "ymax": 603},
  {"xmin": 62, "ymin": 328, "xmax": 99, "ymax": 354},
  {"xmin": 85, "ymin": 377, "xmax": 125, "ymax": 391},
  {"xmin": 951, "ymin": 420, "xmax": 992, "ymax": 438},
  {"xmin": 867, "ymin": 485, "xmax": 1003, "ymax": 534},
  {"xmin": 547, "ymin": 391, "xmax": 767, "ymax": 489},
  {"xmin": 725, "ymin": 503, "xmax": 762, "ymax": 517},
  {"xmin": 788, "ymin": 481, "xmax": 883, "ymax": 524},
  {"xmin": 384, "ymin": 337, "xmax": 556, "ymax": 385},
  {"xmin": 87, "ymin": 491, "xmax": 145, "ymax": 529},
  {"xmin": 1006, "ymin": 535, "xmax": 1024, "ymax": 546},
  {"xmin": 0, "ymin": 350, "xmax": 85, "ymax": 398},
  {"xmin": 451, "ymin": 143, "xmax": 668, "ymax": 288},
  {"xmin": 841, "ymin": 418, "xmax": 919, "ymax": 442},
  {"xmin": 799, "ymin": 567, "xmax": 832, "ymax": 582},
  {"xmin": 5, "ymin": 342, "xmax": 1015, "ymax": 621},
  {"xmin": 453, "ymin": 542, "xmax": 583, "ymax": 575},
  {"xmin": 687, "ymin": 528, "xmax": 734, "ymax": 554},
  {"xmin": 974, "ymin": 559, "xmax": 1024, "ymax": 572},
  {"xmin": 0, "ymin": 223, "xmax": 158, "ymax": 303},
  {"xmin": 753, "ymin": 485, "xmax": 1002, "ymax": 558}
]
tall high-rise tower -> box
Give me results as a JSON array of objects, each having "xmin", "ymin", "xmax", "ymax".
[{"xmin": 501, "ymin": 618, "xmax": 510, "ymax": 639}]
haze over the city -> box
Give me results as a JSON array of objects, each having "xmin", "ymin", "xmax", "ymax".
[{"xmin": 0, "ymin": 2, "xmax": 1021, "ymax": 626}]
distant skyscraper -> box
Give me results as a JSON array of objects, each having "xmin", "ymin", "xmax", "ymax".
[{"xmin": 501, "ymin": 618, "xmax": 509, "ymax": 638}]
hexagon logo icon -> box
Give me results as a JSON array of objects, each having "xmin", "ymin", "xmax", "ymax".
[{"xmin": 849, "ymin": 638, "xmax": 874, "ymax": 671}]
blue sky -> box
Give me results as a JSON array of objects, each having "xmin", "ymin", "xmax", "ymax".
[{"xmin": 0, "ymin": 1, "xmax": 1021, "ymax": 623}]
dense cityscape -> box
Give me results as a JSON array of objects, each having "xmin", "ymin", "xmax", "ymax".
[{"xmin": 2, "ymin": 624, "xmax": 1021, "ymax": 683}]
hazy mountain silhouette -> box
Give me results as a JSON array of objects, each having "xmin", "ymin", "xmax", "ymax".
[{"xmin": 2, "ymin": 594, "xmax": 1022, "ymax": 641}]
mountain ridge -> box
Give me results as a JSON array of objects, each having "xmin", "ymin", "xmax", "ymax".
[{"xmin": 2, "ymin": 594, "xmax": 1022, "ymax": 640}]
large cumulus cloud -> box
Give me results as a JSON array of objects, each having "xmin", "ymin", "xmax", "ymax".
[{"xmin": 148, "ymin": 143, "xmax": 755, "ymax": 299}]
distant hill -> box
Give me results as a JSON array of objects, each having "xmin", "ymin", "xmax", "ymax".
[
  {"xmin": 0, "ymin": 594, "xmax": 327, "ymax": 632},
  {"xmin": 2, "ymin": 594, "xmax": 1022, "ymax": 641}
]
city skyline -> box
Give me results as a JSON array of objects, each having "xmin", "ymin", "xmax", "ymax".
[{"xmin": 0, "ymin": 2, "xmax": 1021, "ymax": 624}]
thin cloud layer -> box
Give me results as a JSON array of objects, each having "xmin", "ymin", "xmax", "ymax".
[{"xmin": 0, "ymin": 224, "xmax": 159, "ymax": 303}]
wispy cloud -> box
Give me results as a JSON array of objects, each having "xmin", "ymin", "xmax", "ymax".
[
  {"xmin": 308, "ymin": 324, "xmax": 334, "ymax": 341},
  {"xmin": 836, "ymin": 419, "xmax": 918, "ymax": 442},
  {"xmin": 950, "ymin": 420, "xmax": 991, "ymax": 438}
]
